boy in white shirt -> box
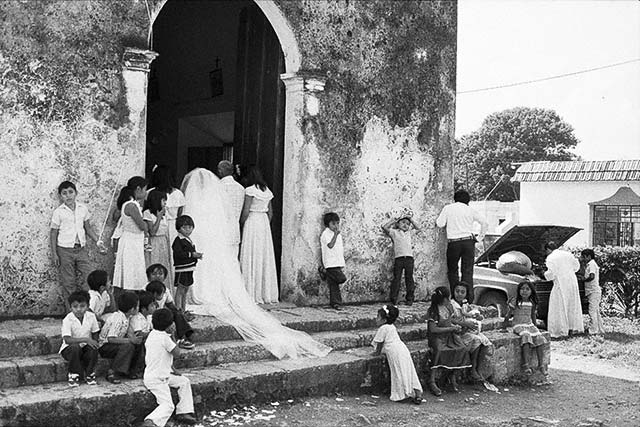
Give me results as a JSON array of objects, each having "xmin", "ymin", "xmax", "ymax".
[
  {"xmin": 581, "ymin": 249, "xmax": 604, "ymax": 335},
  {"xmin": 319, "ymin": 212, "xmax": 347, "ymax": 310},
  {"xmin": 50, "ymin": 181, "xmax": 106, "ymax": 309},
  {"xmin": 142, "ymin": 308, "xmax": 197, "ymax": 427},
  {"xmin": 382, "ymin": 214, "xmax": 421, "ymax": 306},
  {"xmin": 87, "ymin": 270, "xmax": 115, "ymax": 325},
  {"xmin": 59, "ymin": 291, "xmax": 100, "ymax": 387}
]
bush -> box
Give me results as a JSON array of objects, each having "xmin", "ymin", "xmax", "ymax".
[{"xmin": 572, "ymin": 246, "xmax": 640, "ymax": 318}]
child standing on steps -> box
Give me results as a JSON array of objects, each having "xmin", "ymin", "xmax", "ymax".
[
  {"xmin": 382, "ymin": 213, "xmax": 421, "ymax": 306},
  {"xmin": 319, "ymin": 212, "xmax": 347, "ymax": 310},
  {"xmin": 501, "ymin": 281, "xmax": 549, "ymax": 382},
  {"xmin": 50, "ymin": 180, "xmax": 106, "ymax": 310},
  {"xmin": 172, "ymin": 215, "xmax": 202, "ymax": 313},
  {"xmin": 59, "ymin": 291, "xmax": 100, "ymax": 387},
  {"xmin": 142, "ymin": 308, "xmax": 197, "ymax": 427},
  {"xmin": 372, "ymin": 304, "xmax": 423, "ymax": 404}
]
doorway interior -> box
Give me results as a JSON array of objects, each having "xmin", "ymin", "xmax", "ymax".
[{"xmin": 146, "ymin": 0, "xmax": 286, "ymax": 285}]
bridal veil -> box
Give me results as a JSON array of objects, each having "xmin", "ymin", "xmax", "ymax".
[{"xmin": 180, "ymin": 168, "xmax": 331, "ymax": 359}]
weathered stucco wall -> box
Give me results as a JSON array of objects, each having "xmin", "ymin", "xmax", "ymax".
[
  {"xmin": 0, "ymin": 0, "xmax": 456, "ymax": 316},
  {"xmin": 274, "ymin": 1, "xmax": 456, "ymax": 304},
  {"xmin": 0, "ymin": 1, "xmax": 150, "ymax": 317}
]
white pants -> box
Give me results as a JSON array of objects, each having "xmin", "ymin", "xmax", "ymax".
[
  {"xmin": 587, "ymin": 291, "xmax": 605, "ymax": 334},
  {"xmin": 144, "ymin": 375, "xmax": 194, "ymax": 427}
]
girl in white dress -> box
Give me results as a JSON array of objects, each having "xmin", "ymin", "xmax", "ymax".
[
  {"xmin": 372, "ymin": 304, "xmax": 423, "ymax": 404},
  {"xmin": 143, "ymin": 189, "xmax": 173, "ymax": 293},
  {"xmin": 113, "ymin": 177, "xmax": 148, "ymax": 291},
  {"xmin": 239, "ymin": 167, "xmax": 278, "ymax": 304}
]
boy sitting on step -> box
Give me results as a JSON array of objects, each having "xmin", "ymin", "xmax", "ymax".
[
  {"xmin": 98, "ymin": 291, "xmax": 144, "ymax": 384},
  {"xmin": 142, "ymin": 308, "xmax": 197, "ymax": 427},
  {"xmin": 146, "ymin": 264, "xmax": 195, "ymax": 350},
  {"xmin": 59, "ymin": 291, "xmax": 100, "ymax": 387},
  {"xmin": 125, "ymin": 291, "xmax": 158, "ymax": 377},
  {"xmin": 87, "ymin": 270, "xmax": 116, "ymax": 326}
]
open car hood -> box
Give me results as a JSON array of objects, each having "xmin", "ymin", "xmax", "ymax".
[{"xmin": 475, "ymin": 225, "xmax": 582, "ymax": 266}]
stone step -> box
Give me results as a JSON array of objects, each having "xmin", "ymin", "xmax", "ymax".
[
  {"xmin": 0, "ymin": 303, "xmax": 432, "ymax": 358},
  {"xmin": 0, "ymin": 330, "xmax": 548, "ymax": 427},
  {"xmin": 0, "ymin": 317, "xmax": 504, "ymax": 389}
]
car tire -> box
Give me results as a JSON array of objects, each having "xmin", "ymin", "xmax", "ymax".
[{"xmin": 478, "ymin": 291, "xmax": 508, "ymax": 317}]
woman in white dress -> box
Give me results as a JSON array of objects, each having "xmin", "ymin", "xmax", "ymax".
[
  {"xmin": 180, "ymin": 168, "xmax": 331, "ymax": 360},
  {"xmin": 239, "ymin": 166, "xmax": 279, "ymax": 304},
  {"xmin": 148, "ymin": 165, "xmax": 186, "ymax": 290},
  {"xmin": 113, "ymin": 176, "xmax": 148, "ymax": 291},
  {"xmin": 544, "ymin": 242, "xmax": 584, "ymax": 338}
]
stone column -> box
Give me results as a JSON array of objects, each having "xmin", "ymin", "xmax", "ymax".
[
  {"xmin": 279, "ymin": 72, "xmax": 326, "ymax": 304},
  {"xmin": 122, "ymin": 47, "xmax": 159, "ymax": 175}
]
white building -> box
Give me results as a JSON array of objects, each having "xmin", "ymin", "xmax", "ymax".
[{"xmin": 513, "ymin": 160, "xmax": 640, "ymax": 247}]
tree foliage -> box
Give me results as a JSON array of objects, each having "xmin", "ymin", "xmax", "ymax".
[{"xmin": 455, "ymin": 107, "xmax": 580, "ymax": 201}]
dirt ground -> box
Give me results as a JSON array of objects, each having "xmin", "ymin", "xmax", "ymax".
[{"xmin": 196, "ymin": 362, "xmax": 640, "ymax": 427}]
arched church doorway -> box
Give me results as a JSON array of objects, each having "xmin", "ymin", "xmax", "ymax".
[{"xmin": 146, "ymin": 0, "xmax": 286, "ymax": 290}]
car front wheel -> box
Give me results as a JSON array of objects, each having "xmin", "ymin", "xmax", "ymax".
[{"xmin": 478, "ymin": 290, "xmax": 508, "ymax": 317}]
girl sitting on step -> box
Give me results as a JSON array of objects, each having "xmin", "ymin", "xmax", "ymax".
[
  {"xmin": 371, "ymin": 304, "xmax": 423, "ymax": 404},
  {"xmin": 501, "ymin": 280, "xmax": 549, "ymax": 382},
  {"xmin": 426, "ymin": 286, "xmax": 472, "ymax": 396},
  {"xmin": 451, "ymin": 281, "xmax": 493, "ymax": 382}
]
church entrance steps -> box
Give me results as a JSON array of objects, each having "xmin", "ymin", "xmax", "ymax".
[{"xmin": 0, "ymin": 330, "xmax": 545, "ymax": 427}]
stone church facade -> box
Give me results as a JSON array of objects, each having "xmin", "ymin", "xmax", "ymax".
[{"xmin": 0, "ymin": 0, "xmax": 457, "ymax": 317}]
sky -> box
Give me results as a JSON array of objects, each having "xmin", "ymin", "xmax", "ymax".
[{"xmin": 456, "ymin": 0, "xmax": 640, "ymax": 160}]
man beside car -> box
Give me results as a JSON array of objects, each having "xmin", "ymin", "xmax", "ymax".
[
  {"xmin": 543, "ymin": 241, "xmax": 584, "ymax": 338},
  {"xmin": 436, "ymin": 189, "xmax": 488, "ymax": 296}
]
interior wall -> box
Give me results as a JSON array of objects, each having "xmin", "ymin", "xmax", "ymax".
[{"xmin": 147, "ymin": 0, "xmax": 253, "ymax": 182}]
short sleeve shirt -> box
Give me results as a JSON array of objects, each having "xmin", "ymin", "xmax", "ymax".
[
  {"xmin": 144, "ymin": 329, "xmax": 176, "ymax": 380},
  {"xmin": 50, "ymin": 203, "xmax": 91, "ymax": 247},
  {"xmin": 320, "ymin": 228, "xmax": 345, "ymax": 268},
  {"xmin": 59, "ymin": 311, "xmax": 100, "ymax": 353},
  {"xmin": 89, "ymin": 290, "xmax": 111, "ymax": 319},
  {"xmin": 99, "ymin": 311, "xmax": 129, "ymax": 347},
  {"xmin": 127, "ymin": 313, "xmax": 152, "ymax": 337},
  {"xmin": 584, "ymin": 259, "xmax": 600, "ymax": 294},
  {"xmin": 388, "ymin": 229, "xmax": 412, "ymax": 258},
  {"xmin": 156, "ymin": 290, "xmax": 174, "ymax": 309}
]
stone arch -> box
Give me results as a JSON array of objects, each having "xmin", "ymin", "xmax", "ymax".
[{"xmin": 149, "ymin": 0, "xmax": 301, "ymax": 73}]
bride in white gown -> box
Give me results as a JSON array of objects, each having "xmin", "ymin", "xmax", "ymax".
[{"xmin": 180, "ymin": 168, "xmax": 331, "ymax": 359}]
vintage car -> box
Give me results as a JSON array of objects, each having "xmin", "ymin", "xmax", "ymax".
[{"xmin": 472, "ymin": 225, "xmax": 588, "ymax": 320}]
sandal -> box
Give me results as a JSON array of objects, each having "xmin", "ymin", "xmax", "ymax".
[
  {"xmin": 522, "ymin": 364, "xmax": 533, "ymax": 376},
  {"xmin": 412, "ymin": 395, "xmax": 423, "ymax": 405},
  {"xmin": 106, "ymin": 371, "xmax": 121, "ymax": 384}
]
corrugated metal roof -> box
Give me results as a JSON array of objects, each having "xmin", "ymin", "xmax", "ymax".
[{"xmin": 513, "ymin": 160, "xmax": 640, "ymax": 182}]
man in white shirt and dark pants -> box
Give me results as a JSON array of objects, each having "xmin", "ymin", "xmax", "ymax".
[
  {"xmin": 436, "ymin": 190, "xmax": 487, "ymax": 296},
  {"xmin": 218, "ymin": 160, "xmax": 246, "ymax": 257}
]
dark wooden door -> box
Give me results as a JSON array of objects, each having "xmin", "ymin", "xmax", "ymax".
[{"xmin": 234, "ymin": 4, "xmax": 286, "ymax": 287}]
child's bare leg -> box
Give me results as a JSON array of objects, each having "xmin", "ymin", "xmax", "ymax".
[
  {"xmin": 427, "ymin": 367, "xmax": 441, "ymax": 396},
  {"xmin": 175, "ymin": 285, "xmax": 187, "ymax": 312},
  {"xmin": 470, "ymin": 347, "xmax": 483, "ymax": 380},
  {"xmin": 521, "ymin": 343, "xmax": 532, "ymax": 374},
  {"xmin": 535, "ymin": 345, "xmax": 548, "ymax": 375},
  {"xmin": 449, "ymin": 370, "xmax": 459, "ymax": 392}
]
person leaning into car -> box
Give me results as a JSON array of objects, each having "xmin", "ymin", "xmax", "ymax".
[{"xmin": 436, "ymin": 189, "xmax": 488, "ymax": 296}]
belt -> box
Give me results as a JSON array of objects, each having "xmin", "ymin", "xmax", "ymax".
[{"xmin": 448, "ymin": 236, "xmax": 474, "ymax": 242}]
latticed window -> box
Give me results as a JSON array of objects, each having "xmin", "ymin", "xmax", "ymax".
[{"xmin": 592, "ymin": 205, "xmax": 640, "ymax": 246}]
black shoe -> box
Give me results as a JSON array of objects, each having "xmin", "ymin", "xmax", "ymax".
[
  {"xmin": 330, "ymin": 304, "xmax": 342, "ymax": 311},
  {"xmin": 406, "ymin": 301, "xmax": 414, "ymax": 306}
]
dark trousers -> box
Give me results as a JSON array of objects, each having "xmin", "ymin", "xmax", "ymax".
[
  {"xmin": 167, "ymin": 305, "xmax": 193, "ymax": 340},
  {"xmin": 57, "ymin": 245, "xmax": 92, "ymax": 309},
  {"xmin": 98, "ymin": 342, "xmax": 142, "ymax": 375},
  {"xmin": 390, "ymin": 256, "xmax": 415, "ymax": 304},
  {"xmin": 325, "ymin": 267, "xmax": 346, "ymax": 307},
  {"xmin": 61, "ymin": 344, "xmax": 98, "ymax": 376},
  {"xmin": 446, "ymin": 238, "xmax": 476, "ymax": 297}
]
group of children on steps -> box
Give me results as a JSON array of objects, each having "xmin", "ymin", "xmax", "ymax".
[{"xmin": 53, "ymin": 180, "xmax": 557, "ymax": 421}]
